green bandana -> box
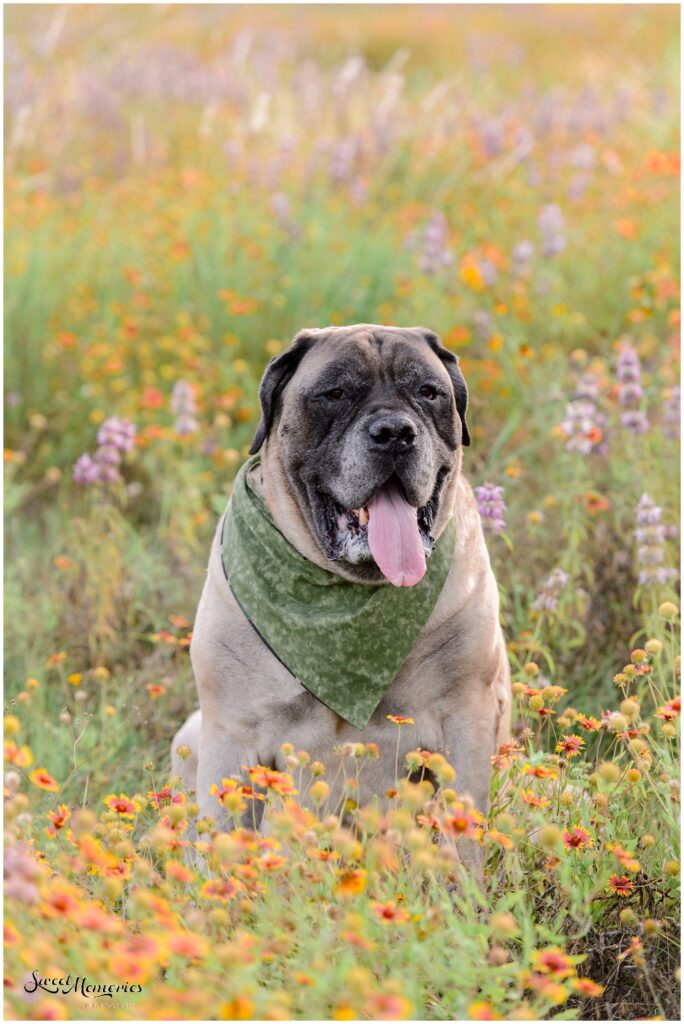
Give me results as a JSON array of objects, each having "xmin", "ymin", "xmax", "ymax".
[{"xmin": 220, "ymin": 457, "xmax": 456, "ymax": 730}]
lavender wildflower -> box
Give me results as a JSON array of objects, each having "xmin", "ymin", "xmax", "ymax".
[
  {"xmin": 662, "ymin": 387, "xmax": 680, "ymax": 439},
  {"xmin": 73, "ymin": 416, "xmax": 136, "ymax": 486},
  {"xmin": 511, "ymin": 240, "xmax": 534, "ymax": 277},
  {"xmin": 409, "ymin": 211, "xmax": 454, "ymax": 275},
  {"xmin": 170, "ymin": 380, "xmax": 199, "ymax": 436},
  {"xmin": 328, "ymin": 134, "xmax": 358, "ymax": 184},
  {"xmin": 634, "ymin": 493, "xmax": 677, "ymax": 587},
  {"xmin": 532, "ymin": 568, "xmax": 569, "ymax": 613},
  {"xmin": 616, "ymin": 343, "xmax": 649, "ymax": 434},
  {"xmin": 268, "ymin": 192, "xmax": 300, "ymax": 239},
  {"xmin": 73, "ymin": 453, "xmax": 100, "ymax": 485},
  {"xmin": 97, "ymin": 416, "xmax": 136, "ymax": 452},
  {"xmin": 475, "ymin": 483, "xmax": 506, "ymax": 536},
  {"xmin": 558, "ymin": 373, "xmax": 606, "ymax": 454},
  {"xmin": 537, "ymin": 203, "xmax": 566, "ymax": 257},
  {"xmin": 4, "ymin": 843, "xmax": 40, "ymax": 905}
]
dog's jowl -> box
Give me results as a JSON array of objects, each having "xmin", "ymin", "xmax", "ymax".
[{"xmin": 172, "ymin": 324, "xmax": 511, "ymax": 850}]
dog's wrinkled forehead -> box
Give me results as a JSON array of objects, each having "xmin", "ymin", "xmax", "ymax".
[{"xmin": 294, "ymin": 324, "xmax": 448, "ymax": 381}]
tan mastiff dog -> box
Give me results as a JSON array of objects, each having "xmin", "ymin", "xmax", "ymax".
[{"xmin": 172, "ymin": 324, "xmax": 510, "ymax": 834}]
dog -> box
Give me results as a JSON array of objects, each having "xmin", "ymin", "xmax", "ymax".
[{"xmin": 171, "ymin": 324, "xmax": 510, "ymax": 835}]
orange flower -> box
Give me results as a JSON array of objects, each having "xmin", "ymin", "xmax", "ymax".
[
  {"xmin": 169, "ymin": 613, "xmax": 191, "ymax": 629},
  {"xmin": 168, "ymin": 931, "xmax": 209, "ymax": 958},
  {"xmin": 571, "ymin": 977, "xmax": 605, "ymax": 997},
  {"xmin": 363, "ymin": 993, "xmax": 413, "ymax": 1020},
  {"xmin": 555, "ymin": 735, "xmax": 585, "ymax": 758},
  {"xmin": 531, "ymin": 947, "xmax": 574, "ymax": 978},
  {"xmin": 78, "ymin": 834, "xmax": 118, "ymax": 870},
  {"xmin": 607, "ymin": 874, "xmax": 634, "ymax": 896},
  {"xmin": 109, "ymin": 953, "xmax": 152, "ymax": 984},
  {"xmin": 73, "ymin": 902, "xmax": 123, "ymax": 933},
  {"xmin": 520, "ymin": 789, "xmax": 550, "ymax": 809},
  {"xmin": 522, "ymin": 763, "xmax": 558, "ymax": 780},
  {"xmin": 485, "ymin": 829, "xmax": 514, "ymax": 850},
  {"xmin": 244, "ymin": 765, "xmax": 297, "ymax": 796},
  {"xmin": 146, "ymin": 684, "xmax": 167, "ymax": 699},
  {"xmin": 336, "ymin": 868, "xmax": 367, "ymax": 898},
  {"xmin": 468, "ymin": 1001, "xmax": 501, "ymax": 1020},
  {"xmin": 491, "ymin": 741, "xmax": 523, "ymax": 770},
  {"xmin": 29, "ymin": 767, "xmax": 60, "ymax": 792},
  {"xmin": 386, "ymin": 715, "xmax": 415, "ymax": 725},
  {"xmin": 4, "ymin": 740, "xmax": 33, "ymax": 766},
  {"xmin": 257, "ymin": 853, "xmax": 287, "ymax": 872},
  {"xmin": 104, "ymin": 793, "xmax": 142, "ymax": 818},
  {"xmin": 563, "ymin": 826, "xmax": 593, "ymax": 851},
  {"xmin": 219, "ymin": 995, "xmax": 255, "ymax": 1020},
  {"xmin": 210, "ymin": 777, "xmax": 250, "ymax": 813},
  {"xmin": 656, "ymin": 697, "xmax": 680, "ymax": 721},
  {"xmin": 577, "ymin": 715, "xmax": 602, "ymax": 731},
  {"xmin": 199, "ymin": 877, "xmax": 242, "ymax": 902},
  {"xmin": 46, "ymin": 651, "xmax": 66, "ymax": 667},
  {"xmin": 46, "ymin": 805, "xmax": 71, "ymax": 838},
  {"xmin": 148, "ymin": 786, "xmax": 185, "ymax": 809},
  {"xmin": 444, "ymin": 802, "xmax": 485, "ymax": 840},
  {"xmin": 4, "ymin": 920, "xmax": 20, "ymax": 946},
  {"xmin": 165, "ymin": 859, "xmax": 195, "ymax": 884},
  {"xmin": 607, "ymin": 843, "xmax": 641, "ymax": 873},
  {"xmin": 41, "ymin": 882, "xmax": 82, "ymax": 918},
  {"xmin": 370, "ymin": 901, "xmax": 410, "ymax": 924}
]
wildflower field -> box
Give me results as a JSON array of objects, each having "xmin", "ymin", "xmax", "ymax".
[{"xmin": 3, "ymin": 4, "xmax": 681, "ymax": 1021}]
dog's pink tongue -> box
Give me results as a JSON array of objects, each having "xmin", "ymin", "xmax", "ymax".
[{"xmin": 367, "ymin": 482, "xmax": 426, "ymax": 587}]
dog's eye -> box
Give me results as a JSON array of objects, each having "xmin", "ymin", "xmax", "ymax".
[
  {"xmin": 323, "ymin": 388, "xmax": 344, "ymax": 401},
  {"xmin": 419, "ymin": 384, "xmax": 438, "ymax": 400}
]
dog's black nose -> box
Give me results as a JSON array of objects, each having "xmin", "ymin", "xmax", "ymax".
[{"xmin": 368, "ymin": 413, "xmax": 417, "ymax": 451}]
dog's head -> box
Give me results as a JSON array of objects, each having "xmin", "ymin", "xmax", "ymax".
[{"xmin": 249, "ymin": 324, "xmax": 470, "ymax": 587}]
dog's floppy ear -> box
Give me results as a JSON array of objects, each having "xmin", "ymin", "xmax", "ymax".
[
  {"xmin": 249, "ymin": 329, "xmax": 319, "ymax": 454},
  {"xmin": 419, "ymin": 329, "xmax": 471, "ymax": 446}
]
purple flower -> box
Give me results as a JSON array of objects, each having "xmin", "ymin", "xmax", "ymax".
[
  {"xmin": 615, "ymin": 343, "xmax": 649, "ymax": 434},
  {"xmin": 538, "ymin": 204, "xmax": 567, "ymax": 258},
  {"xmin": 170, "ymin": 380, "xmax": 199, "ymax": 435},
  {"xmin": 407, "ymin": 211, "xmax": 454, "ymax": 275},
  {"xmin": 4, "ymin": 843, "xmax": 40, "ymax": 905},
  {"xmin": 558, "ymin": 372, "xmax": 607, "ymax": 455},
  {"xmin": 475, "ymin": 483, "xmax": 506, "ymax": 536},
  {"xmin": 620, "ymin": 410, "xmax": 649, "ymax": 434},
  {"xmin": 533, "ymin": 568, "xmax": 569, "ymax": 613},
  {"xmin": 663, "ymin": 387, "xmax": 680, "ymax": 439},
  {"xmin": 511, "ymin": 240, "xmax": 534, "ymax": 277},
  {"xmin": 73, "ymin": 415, "xmax": 136, "ymax": 487},
  {"xmin": 616, "ymin": 344, "xmax": 641, "ymax": 385},
  {"xmin": 73, "ymin": 453, "xmax": 100, "ymax": 485},
  {"xmin": 97, "ymin": 416, "xmax": 136, "ymax": 452},
  {"xmin": 634, "ymin": 494, "xmax": 677, "ymax": 586}
]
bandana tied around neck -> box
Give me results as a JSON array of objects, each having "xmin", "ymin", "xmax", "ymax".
[{"xmin": 220, "ymin": 457, "xmax": 457, "ymax": 730}]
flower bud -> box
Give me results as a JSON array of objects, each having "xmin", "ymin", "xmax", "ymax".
[
  {"xmin": 537, "ymin": 824, "xmax": 563, "ymax": 850},
  {"xmin": 658, "ymin": 601, "xmax": 679, "ymax": 620},
  {"xmin": 598, "ymin": 762, "xmax": 620, "ymax": 784},
  {"xmin": 620, "ymin": 699, "xmax": 639, "ymax": 720}
]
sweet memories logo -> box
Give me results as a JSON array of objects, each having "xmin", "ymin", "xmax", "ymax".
[{"xmin": 24, "ymin": 971, "xmax": 143, "ymax": 1001}]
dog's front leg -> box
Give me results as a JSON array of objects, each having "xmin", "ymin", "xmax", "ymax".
[
  {"xmin": 196, "ymin": 719, "xmax": 264, "ymax": 832},
  {"xmin": 441, "ymin": 680, "xmax": 505, "ymax": 823}
]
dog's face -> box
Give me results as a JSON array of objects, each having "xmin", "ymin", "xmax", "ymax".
[{"xmin": 250, "ymin": 324, "xmax": 470, "ymax": 587}]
